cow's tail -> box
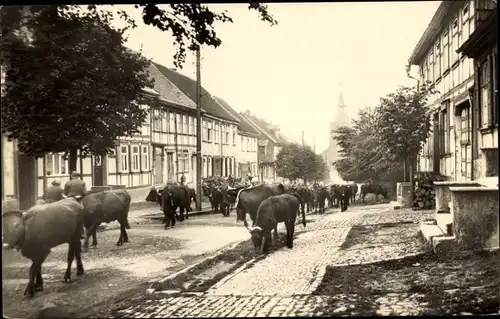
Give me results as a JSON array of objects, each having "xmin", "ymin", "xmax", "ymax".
[{"xmin": 234, "ymin": 188, "xmax": 247, "ymax": 208}]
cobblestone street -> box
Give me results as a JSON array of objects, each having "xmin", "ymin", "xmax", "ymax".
[{"xmin": 111, "ymin": 205, "xmax": 439, "ymax": 318}]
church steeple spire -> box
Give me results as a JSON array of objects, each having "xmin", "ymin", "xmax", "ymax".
[{"xmin": 337, "ymin": 84, "xmax": 345, "ymax": 110}]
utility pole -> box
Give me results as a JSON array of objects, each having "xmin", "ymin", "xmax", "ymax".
[
  {"xmin": 313, "ymin": 136, "xmax": 316, "ymax": 153},
  {"xmin": 195, "ymin": 48, "xmax": 202, "ymax": 211},
  {"xmin": 301, "ymin": 130, "xmax": 305, "ymax": 146},
  {"xmin": 174, "ymin": 111, "xmax": 179, "ymax": 182}
]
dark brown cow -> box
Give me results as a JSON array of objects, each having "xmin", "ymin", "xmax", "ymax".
[
  {"xmin": 248, "ymin": 194, "xmax": 305, "ymax": 254},
  {"xmin": 81, "ymin": 189, "xmax": 132, "ymax": 252},
  {"xmin": 2, "ymin": 198, "xmax": 85, "ymax": 297}
]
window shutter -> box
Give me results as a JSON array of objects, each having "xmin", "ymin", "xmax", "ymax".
[{"xmin": 128, "ymin": 144, "xmax": 132, "ymax": 173}]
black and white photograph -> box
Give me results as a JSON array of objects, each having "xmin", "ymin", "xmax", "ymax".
[{"xmin": 1, "ymin": 1, "xmax": 498, "ymax": 318}]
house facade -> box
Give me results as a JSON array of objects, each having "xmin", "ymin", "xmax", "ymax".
[
  {"xmin": 409, "ymin": 0, "xmax": 497, "ymax": 181},
  {"xmin": 213, "ymin": 97, "xmax": 260, "ymax": 179},
  {"xmin": 154, "ymin": 64, "xmax": 242, "ymax": 180},
  {"xmin": 240, "ymin": 111, "xmax": 290, "ymax": 183}
]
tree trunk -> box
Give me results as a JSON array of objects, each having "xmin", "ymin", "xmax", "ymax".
[
  {"xmin": 68, "ymin": 147, "xmax": 78, "ymax": 174},
  {"xmin": 409, "ymin": 156, "xmax": 415, "ymax": 209}
]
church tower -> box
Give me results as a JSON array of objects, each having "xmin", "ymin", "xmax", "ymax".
[{"xmin": 324, "ymin": 87, "xmax": 351, "ymax": 182}]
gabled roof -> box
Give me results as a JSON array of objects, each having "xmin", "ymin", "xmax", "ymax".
[
  {"xmin": 240, "ymin": 112, "xmax": 290, "ymax": 145},
  {"xmin": 147, "ymin": 64, "xmax": 198, "ymax": 110},
  {"xmin": 213, "ymin": 97, "xmax": 260, "ymax": 136},
  {"xmin": 152, "ymin": 62, "xmax": 239, "ymax": 123}
]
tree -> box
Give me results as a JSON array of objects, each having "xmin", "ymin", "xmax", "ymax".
[
  {"xmin": 372, "ymin": 83, "xmax": 438, "ymax": 205},
  {"xmin": 275, "ymin": 143, "xmax": 328, "ymax": 184},
  {"xmin": 309, "ymin": 154, "xmax": 330, "ymax": 182},
  {"xmin": 2, "ymin": 4, "xmax": 277, "ymax": 69},
  {"xmin": 333, "ymin": 108, "xmax": 403, "ymax": 183},
  {"xmin": 1, "ymin": 6, "xmax": 153, "ymax": 171}
]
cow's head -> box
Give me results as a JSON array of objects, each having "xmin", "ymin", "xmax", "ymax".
[{"xmin": 248, "ymin": 226, "xmax": 263, "ymax": 251}]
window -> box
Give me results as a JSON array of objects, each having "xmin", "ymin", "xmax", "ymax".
[
  {"xmin": 142, "ymin": 146, "xmax": 149, "ymax": 170},
  {"xmin": 479, "ymin": 59, "xmax": 492, "ymax": 128},
  {"xmin": 241, "ymin": 136, "xmax": 244, "ymax": 151},
  {"xmin": 109, "ymin": 148, "xmax": 117, "ymax": 157},
  {"xmin": 233, "ymin": 129, "xmax": 236, "ymax": 145},
  {"xmin": 429, "ymin": 48, "xmax": 435, "ymax": 83},
  {"xmin": 46, "ymin": 154, "xmax": 54, "ymax": 175},
  {"xmin": 203, "ymin": 120, "xmax": 208, "ymax": 140},
  {"xmin": 153, "ymin": 109, "xmax": 160, "ymax": 131},
  {"xmin": 453, "ymin": 65, "xmax": 460, "ymax": 87},
  {"xmin": 52, "ymin": 154, "xmax": 66, "ymax": 175},
  {"xmin": 435, "ymin": 43, "xmax": 442, "ymax": 77},
  {"xmin": 225, "ymin": 126, "xmax": 229, "ymax": 145},
  {"xmin": 423, "ymin": 59, "xmax": 428, "ymax": 83},
  {"xmin": 207, "ymin": 121, "xmax": 213, "ymax": 141},
  {"xmin": 131, "ymin": 146, "xmax": 139, "ymax": 171},
  {"xmin": 121, "ymin": 146, "xmax": 129, "ymax": 171},
  {"xmin": 443, "ymin": 30, "xmax": 450, "ymax": 71},
  {"xmin": 451, "ymin": 18, "xmax": 459, "ymax": 64},
  {"xmin": 183, "ymin": 115, "xmax": 188, "ymax": 134},
  {"xmin": 460, "ymin": 106, "xmax": 471, "ymax": 144},
  {"xmin": 214, "ymin": 124, "xmax": 220, "ymax": 143},
  {"xmin": 246, "ymin": 137, "xmax": 250, "ymax": 151},
  {"xmin": 176, "ymin": 113, "xmax": 182, "ymax": 133},
  {"xmin": 439, "ymin": 103, "xmax": 450, "ymax": 156}
]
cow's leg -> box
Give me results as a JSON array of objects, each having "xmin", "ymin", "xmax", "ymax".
[
  {"xmin": 64, "ymin": 243, "xmax": 76, "ymax": 282},
  {"xmin": 91, "ymin": 227, "xmax": 98, "ymax": 248},
  {"xmin": 116, "ymin": 222, "xmax": 126, "ymax": 246},
  {"xmin": 74, "ymin": 234, "xmax": 84, "ymax": 276},
  {"xmin": 262, "ymin": 233, "xmax": 272, "ymax": 254},
  {"xmin": 26, "ymin": 262, "xmax": 39, "ymax": 297},
  {"xmin": 170, "ymin": 211, "xmax": 176, "ymax": 227},
  {"xmin": 273, "ymin": 226, "xmax": 278, "ymax": 243},
  {"xmin": 34, "ymin": 267, "xmax": 44, "ymax": 292},
  {"xmin": 179, "ymin": 206, "xmax": 185, "ymax": 222},
  {"xmin": 83, "ymin": 223, "xmax": 99, "ymax": 252}
]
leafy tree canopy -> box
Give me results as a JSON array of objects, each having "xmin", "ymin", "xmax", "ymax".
[
  {"xmin": 372, "ymin": 83, "xmax": 438, "ymax": 162},
  {"xmin": 1, "ymin": 6, "xmax": 153, "ymax": 162},
  {"xmin": 333, "ymin": 107, "xmax": 403, "ymax": 183},
  {"xmin": 276, "ymin": 143, "xmax": 328, "ymax": 183}
]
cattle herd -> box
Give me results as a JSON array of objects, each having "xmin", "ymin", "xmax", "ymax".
[{"xmin": 2, "ymin": 179, "xmax": 389, "ymax": 298}]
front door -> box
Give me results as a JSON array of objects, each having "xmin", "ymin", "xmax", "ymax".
[
  {"xmin": 17, "ymin": 153, "xmax": 36, "ymax": 210},
  {"xmin": 93, "ymin": 154, "xmax": 104, "ymax": 186},
  {"xmin": 167, "ymin": 152, "xmax": 174, "ymax": 182}
]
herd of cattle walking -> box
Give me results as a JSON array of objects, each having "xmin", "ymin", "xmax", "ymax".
[{"xmin": 2, "ymin": 177, "xmax": 389, "ymax": 298}]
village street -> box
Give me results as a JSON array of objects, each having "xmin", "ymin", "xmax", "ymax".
[
  {"xmin": 2, "ymin": 207, "xmax": 250, "ymax": 319},
  {"xmin": 108, "ymin": 204, "xmax": 444, "ymax": 318}
]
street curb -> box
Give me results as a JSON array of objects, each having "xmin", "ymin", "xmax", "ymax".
[{"xmin": 146, "ymin": 240, "xmax": 243, "ymax": 295}]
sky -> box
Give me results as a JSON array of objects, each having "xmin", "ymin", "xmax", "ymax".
[{"xmin": 111, "ymin": 1, "xmax": 441, "ymax": 153}]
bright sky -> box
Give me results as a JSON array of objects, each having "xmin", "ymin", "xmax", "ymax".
[{"xmin": 111, "ymin": 1, "xmax": 440, "ymax": 152}]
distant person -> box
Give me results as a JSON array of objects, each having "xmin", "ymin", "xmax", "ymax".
[
  {"xmin": 180, "ymin": 172, "xmax": 186, "ymax": 185},
  {"xmin": 63, "ymin": 171, "xmax": 87, "ymax": 200},
  {"xmin": 43, "ymin": 180, "xmax": 64, "ymax": 203}
]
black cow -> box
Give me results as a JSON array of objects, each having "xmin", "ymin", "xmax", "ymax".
[
  {"xmin": 159, "ymin": 185, "xmax": 190, "ymax": 226},
  {"xmin": 328, "ymin": 184, "xmax": 340, "ymax": 208},
  {"xmin": 233, "ymin": 183, "xmax": 285, "ymax": 230},
  {"xmin": 314, "ymin": 186, "xmax": 329, "ymax": 214},
  {"xmin": 248, "ymin": 193, "xmax": 305, "ymax": 254},
  {"xmin": 186, "ymin": 186, "xmax": 197, "ymax": 212},
  {"xmin": 207, "ymin": 185, "xmax": 224, "ymax": 215},
  {"xmin": 336, "ymin": 185, "xmax": 352, "ymax": 212},
  {"xmin": 360, "ymin": 183, "xmax": 388, "ymax": 203},
  {"xmin": 349, "ymin": 183, "xmax": 359, "ymax": 203},
  {"xmin": 81, "ymin": 189, "xmax": 132, "ymax": 252}
]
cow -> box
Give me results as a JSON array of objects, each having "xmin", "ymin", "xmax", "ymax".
[
  {"xmin": 81, "ymin": 189, "xmax": 132, "ymax": 252},
  {"xmin": 161, "ymin": 189, "xmax": 177, "ymax": 228},
  {"xmin": 160, "ymin": 184, "xmax": 191, "ymax": 224},
  {"xmin": 207, "ymin": 185, "xmax": 224, "ymax": 215},
  {"xmin": 328, "ymin": 184, "xmax": 340, "ymax": 208},
  {"xmin": 233, "ymin": 183, "xmax": 285, "ymax": 231},
  {"xmin": 248, "ymin": 193, "xmax": 305, "ymax": 254},
  {"xmin": 293, "ymin": 186, "xmax": 312, "ymax": 214},
  {"xmin": 336, "ymin": 184, "xmax": 352, "ymax": 212},
  {"xmin": 2, "ymin": 198, "xmax": 85, "ymax": 297},
  {"xmin": 360, "ymin": 183, "xmax": 388, "ymax": 203},
  {"xmin": 185, "ymin": 186, "xmax": 197, "ymax": 212},
  {"xmin": 349, "ymin": 183, "xmax": 359, "ymax": 203},
  {"xmin": 314, "ymin": 186, "xmax": 329, "ymax": 214}
]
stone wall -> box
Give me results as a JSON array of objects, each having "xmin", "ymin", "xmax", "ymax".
[{"xmin": 450, "ymin": 187, "xmax": 499, "ymax": 250}]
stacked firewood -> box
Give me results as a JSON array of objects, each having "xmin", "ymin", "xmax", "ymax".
[{"xmin": 412, "ymin": 172, "xmax": 444, "ymax": 209}]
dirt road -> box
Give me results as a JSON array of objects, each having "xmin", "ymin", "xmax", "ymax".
[{"xmin": 2, "ymin": 216, "xmax": 250, "ymax": 318}]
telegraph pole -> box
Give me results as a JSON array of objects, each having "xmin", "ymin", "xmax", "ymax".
[
  {"xmin": 301, "ymin": 130, "xmax": 305, "ymax": 146},
  {"xmin": 313, "ymin": 136, "xmax": 316, "ymax": 153},
  {"xmin": 195, "ymin": 47, "xmax": 203, "ymax": 211}
]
